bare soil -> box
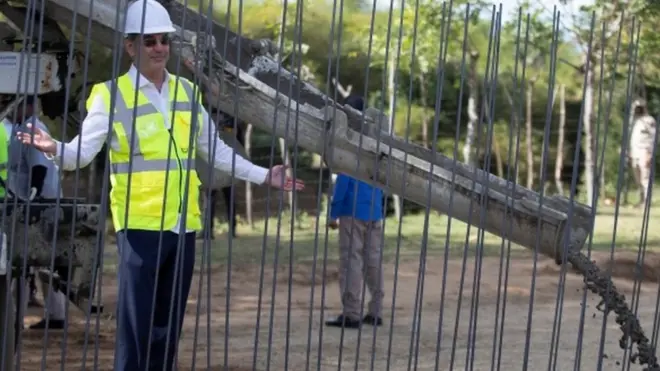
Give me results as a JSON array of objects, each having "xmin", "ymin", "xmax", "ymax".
[{"xmin": 14, "ymin": 250, "xmax": 660, "ymax": 370}]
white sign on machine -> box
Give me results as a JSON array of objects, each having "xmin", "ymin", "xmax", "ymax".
[{"xmin": 0, "ymin": 52, "xmax": 62, "ymax": 95}]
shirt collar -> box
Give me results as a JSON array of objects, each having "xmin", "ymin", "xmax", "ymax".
[{"xmin": 127, "ymin": 64, "xmax": 171, "ymax": 89}]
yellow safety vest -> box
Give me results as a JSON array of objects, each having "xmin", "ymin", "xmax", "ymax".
[
  {"xmin": 88, "ymin": 73, "xmax": 203, "ymax": 232},
  {"xmin": 0, "ymin": 124, "xmax": 7, "ymax": 198}
]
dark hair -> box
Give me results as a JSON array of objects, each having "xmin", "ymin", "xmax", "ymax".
[
  {"xmin": 635, "ymin": 105, "xmax": 648, "ymax": 116},
  {"xmin": 24, "ymin": 95, "xmax": 35, "ymax": 105},
  {"xmin": 344, "ymin": 95, "xmax": 365, "ymax": 112}
]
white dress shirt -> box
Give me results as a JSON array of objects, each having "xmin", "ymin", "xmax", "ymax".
[{"xmin": 52, "ymin": 65, "xmax": 269, "ymax": 233}]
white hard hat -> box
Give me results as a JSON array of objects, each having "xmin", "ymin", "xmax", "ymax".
[{"xmin": 124, "ymin": 0, "xmax": 176, "ymax": 35}]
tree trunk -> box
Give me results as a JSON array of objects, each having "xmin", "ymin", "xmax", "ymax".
[
  {"xmin": 525, "ymin": 79, "xmax": 535, "ymax": 189},
  {"xmin": 555, "ymin": 84, "xmax": 566, "ymax": 196},
  {"xmin": 278, "ymin": 138, "xmax": 295, "ymax": 216},
  {"xmin": 582, "ymin": 63, "xmax": 596, "ymax": 207},
  {"xmin": 244, "ymin": 123, "xmax": 254, "ymax": 228},
  {"xmin": 419, "ymin": 74, "xmax": 429, "ymax": 149},
  {"xmin": 388, "ymin": 50, "xmax": 402, "ymax": 220},
  {"xmin": 463, "ymin": 51, "xmax": 479, "ymax": 167},
  {"xmin": 479, "ymin": 87, "xmax": 504, "ymax": 178},
  {"xmin": 599, "ymin": 138, "xmax": 606, "ymax": 201},
  {"xmin": 502, "ymin": 86, "xmax": 520, "ymax": 184},
  {"xmin": 492, "ymin": 137, "xmax": 503, "ymax": 177}
]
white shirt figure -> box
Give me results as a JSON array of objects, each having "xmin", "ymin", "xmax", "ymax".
[
  {"xmin": 5, "ymin": 116, "xmax": 62, "ymax": 200},
  {"xmin": 51, "ymin": 65, "xmax": 269, "ymax": 233},
  {"xmin": 630, "ymin": 114, "xmax": 656, "ymax": 160}
]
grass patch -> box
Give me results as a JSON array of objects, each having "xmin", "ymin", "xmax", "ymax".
[{"xmin": 101, "ymin": 202, "xmax": 660, "ymax": 272}]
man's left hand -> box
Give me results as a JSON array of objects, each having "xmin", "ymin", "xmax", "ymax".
[{"xmin": 265, "ymin": 165, "xmax": 305, "ymax": 191}]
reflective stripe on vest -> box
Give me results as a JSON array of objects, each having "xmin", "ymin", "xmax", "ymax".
[{"xmin": 106, "ymin": 79, "xmax": 197, "ymax": 175}]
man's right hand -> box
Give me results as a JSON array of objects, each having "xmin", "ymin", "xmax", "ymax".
[
  {"xmin": 16, "ymin": 123, "xmax": 57, "ymax": 155},
  {"xmin": 328, "ymin": 219, "xmax": 339, "ymax": 230}
]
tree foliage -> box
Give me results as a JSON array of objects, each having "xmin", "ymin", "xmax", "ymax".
[{"xmin": 71, "ymin": 0, "xmax": 660, "ymax": 204}]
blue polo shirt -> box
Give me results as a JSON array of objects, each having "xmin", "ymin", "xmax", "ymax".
[{"xmin": 329, "ymin": 173, "xmax": 384, "ymax": 221}]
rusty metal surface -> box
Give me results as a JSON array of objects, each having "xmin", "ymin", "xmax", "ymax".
[{"xmin": 3, "ymin": 201, "xmax": 101, "ymax": 297}]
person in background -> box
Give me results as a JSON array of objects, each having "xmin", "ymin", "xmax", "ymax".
[
  {"xmin": 3, "ymin": 111, "xmax": 40, "ymax": 310},
  {"xmin": 629, "ymin": 98, "xmax": 656, "ymax": 207},
  {"xmin": 4, "ymin": 96, "xmax": 67, "ymax": 329},
  {"xmin": 325, "ymin": 95, "xmax": 385, "ymax": 329}
]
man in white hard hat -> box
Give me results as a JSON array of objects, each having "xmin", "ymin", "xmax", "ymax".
[{"xmin": 17, "ymin": 0, "xmax": 304, "ymax": 370}]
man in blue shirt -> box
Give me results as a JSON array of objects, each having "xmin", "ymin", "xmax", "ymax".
[{"xmin": 325, "ymin": 95, "xmax": 385, "ymax": 329}]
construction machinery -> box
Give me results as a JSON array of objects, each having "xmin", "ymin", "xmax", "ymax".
[
  {"xmin": 0, "ymin": 195, "xmax": 102, "ymax": 366},
  {"xmin": 0, "ymin": 0, "xmax": 595, "ymax": 366}
]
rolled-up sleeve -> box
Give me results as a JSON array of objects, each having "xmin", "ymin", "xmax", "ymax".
[{"xmin": 196, "ymin": 105, "xmax": 269, "ymax": 185}]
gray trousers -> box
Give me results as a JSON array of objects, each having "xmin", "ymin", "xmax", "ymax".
[
  {"xmin": 338, "ymin": 217, "xmax": 384, "ymax": 320},
  {"xmin": 631, "ymin": 151, "xmax": 652, "ymax": 204},
  {"xmin": 14, "ymin": 277, "xmax": 66, "ymax": 321}
]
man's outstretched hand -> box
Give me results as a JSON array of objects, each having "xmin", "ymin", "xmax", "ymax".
[
  {"xmin": 16, "ymin": 123, "xmax": 57, "ymax": 155},
  {"xmin": 265, "ymin": 165, "xmax": 305, "ymax": 191}
]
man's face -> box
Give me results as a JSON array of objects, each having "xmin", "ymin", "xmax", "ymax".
[{"xmin": 125, "ymin": 33, "xmax": 170, "ymax": 75}]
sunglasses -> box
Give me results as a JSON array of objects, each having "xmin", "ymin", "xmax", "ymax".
[{"xmin": 142, "ymin": 34, "xmax": 170, "ymax": 47}]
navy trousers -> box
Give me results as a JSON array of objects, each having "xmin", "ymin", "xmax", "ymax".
[{"xmin": 114, "ymin": 229, "xmax": 196, "ymax": 371}]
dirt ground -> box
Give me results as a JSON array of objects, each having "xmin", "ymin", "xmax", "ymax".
[{"xmin": 13, "ymin": 250, "xmax": 660, "ymax": 371}]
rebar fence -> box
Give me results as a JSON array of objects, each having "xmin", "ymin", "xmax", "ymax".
[{"xmin": 1, "ymin": 0, "xmax": 660, "ymax": 370}]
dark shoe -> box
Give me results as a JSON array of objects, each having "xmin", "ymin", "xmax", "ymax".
[
  {"xmin": 325, "ymin": 314, "xmax": 361, "ymax": 329},
  {"xmin": 362, "ymin": 314, "xmax": 383, "ymax": 326},
  {"xmin": 28, "ymin": 318, "xmax": 64, "ymax": 330}
]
